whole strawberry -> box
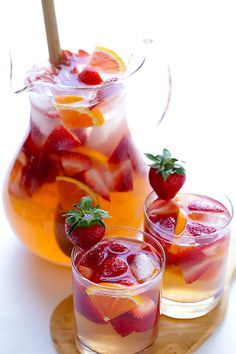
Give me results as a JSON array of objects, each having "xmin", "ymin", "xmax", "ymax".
[
  {"xmin": 64, "ymin": 196, "xmax": 110, "ymax": 250},
  {"xmin": 145, "ymin": 148, "xmax": 186, "ymax": 200}
]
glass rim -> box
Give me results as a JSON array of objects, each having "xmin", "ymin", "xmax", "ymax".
[
  {"xmin": 143, "ymin": 191, "xmax": 234, "ymax": 242},
  {"xmin": 15, "ymin": 56, "xmax": 146, "ymax": 94},
  {"xmin": 71, "ymin": 226, "xmax": 166, "ymax": 294}
]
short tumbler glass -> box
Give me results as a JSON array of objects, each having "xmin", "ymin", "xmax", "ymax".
[
  {"xmin": 72, "ymin": 226, "xmax": 165, "ymax": 354},
  {"xmin": 144, "ymin": 191, "xmax": 233, "ymax": 319}
]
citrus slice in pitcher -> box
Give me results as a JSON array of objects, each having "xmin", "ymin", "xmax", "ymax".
[
  {"xmin": 56, "ymin": 176, "xmax": 98, "ymax": 211},
  {"xmin": 89, "ymin": 46, "xmax": 126, "ymax": 73},
  {"xmin": 55, "ymin": 96, "xmax": 104, "ymax": 129}
]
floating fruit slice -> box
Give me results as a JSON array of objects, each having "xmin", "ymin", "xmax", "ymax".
[
  {"xmin": 56, "ymin": 176, "xmax": 98, "ymax": 211},
  {"xmin": 74, "ymin": 145, "xmax": 108, "ymax": 167},
  {"xmin": 55, "ymin": 97, "xmax": 104, "ymax": 129},
  {"xmin": 182, "ymin": 259, "xmax": 214, "ymax": 284},
  {"xmin": 148, "ymin": 199, "xmax": 180, "ymax": 223},
  {"xmin": 79, "ymin": 169, "xmax": 110, "ymax": 201},
  {"xmin": 89, "ymin": 46, "xmax": 126, "ymax": 73},
  {"xmin": 55, "ymin": 95, "xmax": 84, "ymax": 104},
  {"xmin": 174, "ymin": 208, "xmax": 187, "ymax": 235},
  {"xmin": 86, "ymin": 282, "xmax": 144, "ymax": 321}
]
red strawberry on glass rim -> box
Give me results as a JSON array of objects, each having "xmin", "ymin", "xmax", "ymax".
[
  {"xmin": 145, "ymin": 148, "xmax": 186, "ymax": 200},
  {"xmin": 64, "ymin": 196, "xmax": 110, "ymax": 250}
]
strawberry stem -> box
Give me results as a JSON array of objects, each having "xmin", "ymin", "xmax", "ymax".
[
  {"xmin": 64, "ymin": 196, "xmax": 110, "ymax": 235},
  {"xmin": 145, "ymin": 148, "xmax": 185, "ymax": 181}
]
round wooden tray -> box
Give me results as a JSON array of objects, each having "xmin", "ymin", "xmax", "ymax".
[{"xmin": 50, "ymin": 237, "xmax": 236, "ymax": 354}]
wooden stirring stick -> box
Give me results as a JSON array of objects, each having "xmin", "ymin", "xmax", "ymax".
[{"xmin": 41, "ymin": 0, "xmax": 61, "ymax": 65}]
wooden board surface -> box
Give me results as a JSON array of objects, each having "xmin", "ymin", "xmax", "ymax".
[{"xmin": 50, "ymin": 236, "xmax": 236, "ymax": 354}]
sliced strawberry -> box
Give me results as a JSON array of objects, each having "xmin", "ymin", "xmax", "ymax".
[
  {"xmin": 111, "ymin": 160, "xmax": 133, "ymax": 192},
  {"xmin": 130, "ymin": 297, "xmax": 159, "ymax": 332},
  {"xmin": 147, "ymin": 199, "xmax": 179, "ymax": 223},
  {"xmin": 186, "ymin": 222, "xmax": 217, "ymax": 244},
  {"xmin": 91, "ymin": 255, "xmax": 128, "ymax": 283},
  {"xmin": 188, "ymin": 199, "xmax": 225, "ymax": 213},
  {"xmin": 78, "ymin": 265, "xmax": 93, "ymax": 280},
  {"xmin": 43, "ymin": 125, "xmax": 81, "ymax": 154},
  {"xmin": 182, "ymin": 259, "xmax": 214, "ymax": 284},
  {"xmin": 22, "ymin": 127, "xmax": 42, "ymax": 157},
  {"xmin": 61, "ymin": 151, "xmax": 92, "ymax": 177},
  {"xmin": 159, "ymin": 216, "xmax": 176, "ymax": 231},
  {"xmin": 71, "ymin": 128, "xmax": 87, "ymax": 144},
  {"xmin": 80, "ymin": 242, "xmax": 110, "ymax": 268},
  {"xmin": 21, "ymin": 154, "xmax": 61, "ymax": 195},
  {"xmin": 110, "ymin": 298, "xmax": 159, "ymax": 336},
  {"xmin": 166, "ymin": 246, "xmax": 206, "ymax": 266},
  {"xmin": 108, "ymin": 242, "xmax": 129, "ymax": 254},
  {"xmin": 78, "ymin": 49, "xmax": 90, "ymax": 58},
  {"xmin": 79, "ymin": 168, "xmax": 110, "ymax": 201},
  {"xmin": 110, "ymin": 313, "xmax": 136, "ymax": 337},
  {"xmin": 73, "ymin": 282, "xmax": 105, "ymax": 324},
  {"xmin": 108, "ymin": 136, "xmax": 132, "ymax": 164},
  {"xmin": 78, "ymin": 66, "xmax": 103, "ymax": 85}
]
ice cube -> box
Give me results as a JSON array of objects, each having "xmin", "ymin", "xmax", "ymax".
[{"xmin": 130, "ymin": 253, "xmax": 156, "ymax": 283}]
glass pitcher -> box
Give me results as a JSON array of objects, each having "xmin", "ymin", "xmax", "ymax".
[{"xmin": 3, "ymin": 40, "xmax": 171, "ymax": 265}]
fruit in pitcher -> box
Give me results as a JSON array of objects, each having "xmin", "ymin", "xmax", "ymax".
[
  {"xmin": 56, "ymin": 176, "xmax": 98, "ymax": 211},
  {"xmin": 89, "ymin": 46, "xmax": 126, "ymax": 73},
  {"xmin": 146, "ymin": 148, "xmax": 186, "ymax": 200},
  {"xmin": 64, "ymin": 196, "xmax": 110, "ymax": 249},
  {"xmin": 78, "ymin": 67, "xmax": 103, "ymax": 85},
  {"xmin": 55, "ymin": 97, "xmax": 104, "ymax": 129},
  {"xmin": 43, "ymin": 125, "xmax": 81, "ymax": 153}
]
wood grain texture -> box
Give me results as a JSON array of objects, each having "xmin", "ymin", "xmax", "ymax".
[{"xmin": 50, "ymin": 235, "xmax": 236, "ymax": 354}]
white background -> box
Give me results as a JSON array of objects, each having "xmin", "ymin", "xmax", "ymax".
[{"xmin": 0, "ymin": 0, "xmax": 236, "ymax": 353}]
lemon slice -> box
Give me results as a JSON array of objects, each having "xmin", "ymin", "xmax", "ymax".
[
  {"xmin": 89, "ymin": 46, "xmax": 126, "ymax": 73},
  {"xmin": 86, "ymin": 282, "xmax": 144, "ymax": 321},
  {"xmin": 56, "ymin": 176, "xmax": 98, "ymax": 211}
]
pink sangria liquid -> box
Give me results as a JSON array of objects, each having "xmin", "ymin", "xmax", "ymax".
[
  {"xmin": 144, "ymin": 192, "xmax": 232, "ymax": 318},
  {"xmin": 4, "ymin": 47, "xmax": 149, "ymax": 265},
  {"xmin": 72, "ymin": 235, "xmax": 164, "ymax": 354}
]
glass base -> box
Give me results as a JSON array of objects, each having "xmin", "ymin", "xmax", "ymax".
[
  {"xmin": 161, "ymin": 293, "xmax": 222, "ymax": 319},
  {"xmin": 75, "ymin": 334, "xmax": 157, "ymax": 354}
]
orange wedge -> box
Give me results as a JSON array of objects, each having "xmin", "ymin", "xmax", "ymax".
[
  {"xmin": 55, "ymin": 95, "xmax": 84, "ymax": 104},
  {"xmin": 54, "ymin": 96, "xmax": 104, "ymax": 129},
  {"xmin": 56, "ymin": 176, "xmax": 98, "ymax": 211},
  {"xmin": 86, "ymin": 282, "xmax": 144, "ymax": 321},
  {"xmin": 74, "ymin": 145, "xmax": 108, "ymax": 167},
  {"xmin": 174, "ymin": 208, "xmax": 187, "ymax": 235},
  {"xmin": 89, "ymin": 46, "xmax": 126, "ymax": 73}
]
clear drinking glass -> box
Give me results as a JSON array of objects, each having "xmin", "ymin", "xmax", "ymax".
[
  {"xmin": 144, "ymin": 190, "xmax": 233, "ymax": 319},
  {"xmin": 72, "ymin": 226, "xmax": 165, "ymax": 354}
]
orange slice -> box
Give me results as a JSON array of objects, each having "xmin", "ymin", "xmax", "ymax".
[
  {"xmin": 74, "ymin": 145, "xmax": 108, "ymax": 167},
  {"xmin": 89, "ymin": 46, "xmax": 126, "ymax": 73},
  {"xmin": 54, "ymin": 96, "xmax": 104, "ymax": 129},
  {"xmin": 55, "ymin": 95, "xmax": 84, "ymax": 104},
  {"xmin": 86, "ymin": 282, "xmax": 144, "ymax": 321},
  {"xmin": 56, "ymin": 176, "xmax": 98, "ymax": 211},
  {"xmin": 174, "ymin": 208, "xmax": 187, "ymax": 235}
]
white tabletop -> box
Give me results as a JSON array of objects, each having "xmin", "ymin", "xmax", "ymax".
[{"xmin": 1, "ymin": 1, "xmax": 236, "ymax": 353}]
